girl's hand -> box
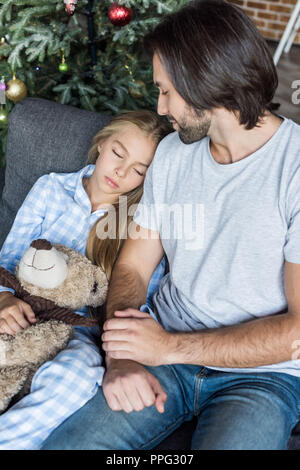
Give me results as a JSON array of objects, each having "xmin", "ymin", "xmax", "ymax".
[{"xmin": 0, "ymin": 292, "xmax": 36, "ymax": 335}]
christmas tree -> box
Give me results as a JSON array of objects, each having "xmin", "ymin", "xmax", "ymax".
[{"xmin": 0, "ymin": 0, "xmax": 188, "ymax": 166}]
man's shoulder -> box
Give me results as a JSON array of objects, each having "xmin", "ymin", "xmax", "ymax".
[
  {"xmin": 281, "ymin": 118, "xmax": 300, "ymax": 165},
  {"xmin": 286, "ymin": 116, "xmax": 300, "ymax": 130},
  {"xmin": 281, "ymin": 116, "xmax": 300, "ymax": 142}
]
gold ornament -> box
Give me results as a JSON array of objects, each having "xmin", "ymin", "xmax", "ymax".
[{"xmin": 6, "ymin": 75, "xmax": 27, "ymax": 103}]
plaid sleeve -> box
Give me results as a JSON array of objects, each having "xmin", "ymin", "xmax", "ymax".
[{"xmin": 0, "ymin": 174, "xmax": 49, "ymax": 294}]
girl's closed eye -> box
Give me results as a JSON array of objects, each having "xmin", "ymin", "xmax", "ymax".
[
  {"xmin": 113, "ymin": 150, "xmax": 123, "ymax": 158},
  {"xmin": 113, "ymin": 148, "xmax": 144, "ymax": 176}
]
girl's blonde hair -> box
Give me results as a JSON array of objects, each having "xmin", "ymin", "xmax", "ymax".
[{"xmin": 85, "ymin": 110, "xmax": 171, "ymax": 280}]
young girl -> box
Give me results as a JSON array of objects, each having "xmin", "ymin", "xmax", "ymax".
[{"xmin": 0, "ymin": 110, "xmax": 171, "ymax": 449}]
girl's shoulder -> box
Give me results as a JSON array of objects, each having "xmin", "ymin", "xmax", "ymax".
[{"xmin": 28, "ymin": 171, "xmax": 76, "ymax": 203}]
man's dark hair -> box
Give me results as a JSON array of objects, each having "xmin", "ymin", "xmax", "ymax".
[{"xmin": 144, "ymin": 0, "xmax": 279, "ymax": 129}]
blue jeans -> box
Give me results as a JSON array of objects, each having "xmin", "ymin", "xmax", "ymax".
[{"xmin": 41, "ymin": 364, "xmax": 300, "ymax": 450}]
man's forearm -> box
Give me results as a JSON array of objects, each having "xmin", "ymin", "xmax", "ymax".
[
  {"xmin": 106, "ymin": 263, "xmax": 148, "ymax": 320},
  {"xmin": 167, "ymin": 312, "xmax": 300, "ymax": 368},
  {"xmin": 104, "ymin": 263, "xmax": 148, "ymax": 368}
]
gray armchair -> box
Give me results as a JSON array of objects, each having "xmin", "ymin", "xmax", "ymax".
[
  {"xmin": 0, "ymin": 97, "xmax": 111, "ymax": 247},
  {"xmin": 0, "ymin": 97, "xmax": 299, "ymax": 450},
  {"xmin": 0, "ymin": 166, "xmax": 4, "ymax": 198}
]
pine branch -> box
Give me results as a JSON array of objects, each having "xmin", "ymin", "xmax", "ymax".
[
  {"xmin": 8, "ymin": 40, "xmax": 30, "ymax": 70},
  {"xmin": 0, "ymin": 0, "xmax": 13, "ymax": 27}
]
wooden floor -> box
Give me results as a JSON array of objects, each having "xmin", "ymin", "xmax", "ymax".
[{"xmin": 268, "ymin": 42, "xmax": 300, "ymax": 124}]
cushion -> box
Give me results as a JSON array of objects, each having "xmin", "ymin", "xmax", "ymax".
[{"xmin": 0, "ymin": 97, "xmax": 111, "ymax": 248}]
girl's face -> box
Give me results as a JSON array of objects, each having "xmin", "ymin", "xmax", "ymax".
[{"xmin": 91, "ymin": 124, "xmax": 157, "ymax": 205}]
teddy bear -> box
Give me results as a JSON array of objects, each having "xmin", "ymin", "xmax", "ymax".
[{"xmin": 0, "ymin": 238, "xmax": 108, "ymax": 414}]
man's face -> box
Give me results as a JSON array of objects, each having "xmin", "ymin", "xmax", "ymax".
[{"xmin": 153, "ymin": 53, "xmax": 211, "ymax": 144}]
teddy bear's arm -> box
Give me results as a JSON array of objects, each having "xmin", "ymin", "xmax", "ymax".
[
  {"xmin": 38, "ymin": 307, "xmax": 98, "ymax": 326},
  {"xmin": 17, "ymin": 291, "xmax": 98, "ymax": 327},
  {"xmin": 0, "ymin": 267, "xmax": 24, "ymax": 295}
]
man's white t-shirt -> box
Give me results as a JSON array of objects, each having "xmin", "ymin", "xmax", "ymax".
[{"xmin": 134, "ymin": 117, "xmax": 300, "ymax": 377}]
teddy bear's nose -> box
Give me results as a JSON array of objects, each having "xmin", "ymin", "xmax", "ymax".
[
  {"xmin": 92, "ymin": 281, "xmax": 98, "ymax": 294},
  {"xmin": 31, "ymin": 239, "xmax": 53, "ymax": 251}
]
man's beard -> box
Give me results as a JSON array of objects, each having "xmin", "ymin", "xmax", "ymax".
[{"xmin": 172, "ymin": 108, "xmax": 211, "ymax": 145}]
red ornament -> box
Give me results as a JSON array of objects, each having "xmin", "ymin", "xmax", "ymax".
[
  {"xmin": 64, "ymin": 0, "xmax": 78, "ymax": 16},
  {"xmin": 108, "ymin": 2, "xmax": 133, "ymax": 27}
]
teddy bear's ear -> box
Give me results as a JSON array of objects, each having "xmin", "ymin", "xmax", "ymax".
[{"xmin": 86, "ymin": 266, "xmax": 108, "ymax": 308}]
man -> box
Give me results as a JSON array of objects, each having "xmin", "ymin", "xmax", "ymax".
[{"xmin": 42, "ymin": 0, "xmax": 300, "ymax": 450}]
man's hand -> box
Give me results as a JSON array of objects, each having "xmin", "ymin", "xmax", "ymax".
[
  {"xmin": 102, "ymin": 358, "xmax": 167, "ymax": 414},
  {"xmin": 0, "ymin": 292, "xmax": 36, "ymax": 335},
  {"xmin": 102, "ymin": 308, "xmax": 173, "ymax": 366}
]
